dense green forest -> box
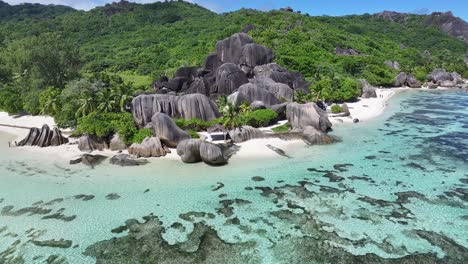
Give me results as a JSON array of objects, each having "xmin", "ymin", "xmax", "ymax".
[{"xmin": 0, "ymin": 0, "xmax": 467, "ymax": 136}]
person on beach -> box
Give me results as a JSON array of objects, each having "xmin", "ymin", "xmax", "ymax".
[{"xmin": 8, "ymin": 142, "xmax": 10, "ymax": 148}]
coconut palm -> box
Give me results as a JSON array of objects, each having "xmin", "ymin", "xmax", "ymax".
[
  {"xmin": 97, "ymin": 88, "xmax": 116, "ymax": 113},
  {"xmin": 111, "ymin": 83, "xmax": 134, "ymax": 112},
  {"xmin": 76, "ymin": 93, "xmax": 97, "ymax": 118},
  {"xmin": 222, "ymin": 102, "xmax": 241, "ymax": 130}
]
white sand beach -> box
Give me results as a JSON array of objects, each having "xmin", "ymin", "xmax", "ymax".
[{"xmin": 0, "ymin": 87, "xmax": 416, "ymax": 162}]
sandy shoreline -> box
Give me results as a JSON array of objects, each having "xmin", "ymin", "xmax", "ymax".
[{"xmin": 0, "ymin": 87, "xmax": 437, "ymax": 162}]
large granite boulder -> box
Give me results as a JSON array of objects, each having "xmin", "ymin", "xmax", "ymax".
[
  {"xmin": 250, "ymin": 77, "xmax": 293, "ymax": 101},
  {"xmin": 427, "ymin": 69, "xmax": 453, "ymax": 83},
  {"xmin": 214, "ymin": 63, "xmax": 248, "ymax": 95},
  {"xmin": 128, "ymin": 137, "xmax": 167, "ymax": 158},
  {"xmin": 286, "ymin": 103, "xmax": 332, "ymax": 132},
  {"xmin": 269, "ymin": 102, "xmax": 289, "ymax": 120},
  {"xmin": 395, "ymin": 73, "xmax": 421, "ymax": 88},
  {"xmin": 215, "ymin": 33, "xmax": 253, "ymax": 65},
  {"xmin": 302, "ymin": 126, "xmax": 335, "ymax": 145},
  {"xmin": 162, "ymin": 77, "xmax": 188, "ymax": 92},
  {"xmin": 78, "ymin": 135, "xmax": 107, "ymax": 152},
  {"xmin": 110, "ymin": 154, "xmax": 148, "ymax": 166},
  {"xmin": 239, "ymin": 43, "xmax": 275, "ymax": 71},
  {"xmin": 250, "ymin": 101, "xmax": 266, "ymax": 111},
  {"xmin": 359, "ymin": 79, "xmax": 377, "ymax": 98},
  {"xmin": 70, "ymin": 154, "xmax": 107, "ymax": 168},
  {"xmin": 17, "ymin": 125, "xmax": 68, "ymax": 148},
  {"xmin": 252, "ymin": 63, "xmax": 309, "ymax": 92},
  {"xmin": 175, "ymin": 66, "xmax": 200, "ymax": 80},
  {"xmin": 132, "ymin": 93, "xmax": 220, "ymax": 128},
  {"xmin": 150, "ymin": 113, "xmax": 191, "ymax": 148},
  {"xmin": 384, "ymin": 60, "xmax": 400, "ymax": 71},
  {"xmin": 200, "ymin": 141, "xmax": 228, "ymax": 165},
  {"xmin": 203, "ymin": 52, "xmax": 223, "ymax": 72},
  {"xmin": 184, "ymin": 78, "xmax": 210, "ymax": 96},
  {"xmin": 229, "ymin": 83, "xmax": 280, "ymax": 106},
  {"xmin": 228, "ymin": 126, "xmax": 265, "ymax": 143},
  {"xmin": 176, "ymin": 139, "xmax": 202, "ymax": 163},
  {"xmin": 109, "ymin": 134, "xmax": 127, "ymax": 151}
]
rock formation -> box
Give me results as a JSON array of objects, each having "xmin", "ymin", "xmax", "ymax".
[
  {"xmin": 200, "ymin": 141, "xmax": 228, "ymax": 165},
  {"xmin": 335, "ymin": 47, "xmax": 360, "ymax": 56},
  {"xmin": 214, "ymin": 63, "xmax": 249, "ymax": 95},
  {"xmin": 228, "ymin": 126, "xmax": 265, "ymax": 143},
  {"xmin": 302, "ymin": 126, "xmax": 335, "ymax": 145},
  {"xmin": 128, "ymin": 137, "xmax": 167, "ymax": 158},
  {"xmin": 177, "ymin": 139, "xmax": 229, "ymax": 165},
  {"xmin": 110, "ymin": 154, "xmax": 149, "ymax": 166},
  {"xmin": 150, "ymin": 113, "xmax": 191, "ymax": 148},
  {"xmin": 17, "ymin": 125, "xmax": 68, "ymax": 148},
  {"xmin": 286, "ymin": 103, "xmax": 332, "ymax": 132},
  {"xmin": 109, "ymin": 134, "xmax": 127, "ymax": 151},
  {"xmin": 132, "ymin": 93, "xmax": 220, "ymax": 128},
  {"xmin": 427, "ymin": 69, "xmax": 464, "ymax": 87},
  {"xmin": 424, "ymin": 12, "xmax": 468, "ymax": 43},
  {"xmin": 176, "ymin": 139, "xmax": 202, "ymax": 163},
  {"xmin": 394, "ymin": 73, "xmax": 421, "ymax": 88},
  {"xmin": 359, "ymin": 79, "xmax": 377, "ymax": 98},
  {"xmin": 229, "ymin": 82, "xmax": 280, "ymax": 106},
  {"xmin": 70, "ymin": 154, "xmax": 107, "ymax": 168},
  {"xmin": 78, "ymin": 135, "xmax": 107, "ymax": 152}
]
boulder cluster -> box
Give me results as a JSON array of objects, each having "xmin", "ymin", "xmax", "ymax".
[
  {"xmin": 177, "ymin": 139, "xmax": 229, "ymax": 165},
  {"xmin": 142, "ymin": 32, "xmax": 310, "ymax": 116},
  {"xmin": 426, "ymin": 69, "xmax": 464, "ymax": 88},
  {"xmin": 18, "ymin": 125, "xmax": 68, "ymax": 147}
]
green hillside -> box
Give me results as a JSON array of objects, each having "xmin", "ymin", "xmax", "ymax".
[{"xmin": 0, "ymin": 0, "xmax": 467, "ymax": 126}]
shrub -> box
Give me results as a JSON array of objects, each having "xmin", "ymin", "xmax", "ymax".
[
  {"xmin": 271, "ymin": 122, "xmax": 291, "ymax": 133},
  {"xmin": 187, "ymin": 129, "xmax": 200, "ymax": 139},
  {"xmin": 0, "ymin": 86, "xmax": 23, "ymax": 114},
  {"xmin": 243, "ymin": 109, "xmax": 278, "ymax": 128},
  {"xmin": 131, "ymin": 128, "xmax": 153, "ymax": 144},
  {"xmin": 23, "ymin": 91, "xmax": 41, "ymax": 115},
  {"xmin": 175, "ymin": 118, "xmax": 222, "ymax": 131},
  {"xmin": 76, "ymin": 112, "xmax": 137, "ymax": 144},
  {"xmin": 331, "ymin": 105, "xmax": 343, "ymax": 113}
]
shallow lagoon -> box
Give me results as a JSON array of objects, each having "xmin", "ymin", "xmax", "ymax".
[{"xmin": 0, "ymin": 90, "xmax": 467, "ymax": 263}]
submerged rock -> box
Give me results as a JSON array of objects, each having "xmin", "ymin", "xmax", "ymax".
[
  {"xmin": 70, "ymin": 154, "xmax": 107, "ymax": 168},
  {"xmin": 286, "ymin": 103, "xmax": 332, "ymax": 132},
  {"xmin": 128, "ymin": 137, "xmax": 167, "ymax": 158},
  {"xmin": 32, "ymin": 239, "xmax": 72, "ymax": 249},
  {"xmin": 151, "ymin": 113, "xmax": 191, "ymax": 148},
  {"xmin": 110, "ymin": 154, "xmax": 149, "ymax": 166}
]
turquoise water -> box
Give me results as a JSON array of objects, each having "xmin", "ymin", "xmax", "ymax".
[{"xmin": 0, "ymin": 90, "xmax": 467, "ymax": 263}]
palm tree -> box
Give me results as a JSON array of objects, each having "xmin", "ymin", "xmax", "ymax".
[
  {"xmin": 222, "ymin": 102, "xmax": 241, "ymax": 130},
  {"xmin": 111, "ymin": 83, "xmax": 133, "ymax": 112},
  {"xmin": 97, "ymin": 88, "xmax": 116, "ymax": 113},
  {"xmin": 76, "ymin": 94, "xmax": 97, "ymax": 118}
]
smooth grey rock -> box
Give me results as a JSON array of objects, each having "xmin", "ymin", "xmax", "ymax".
[
  {"xmin": 200, "ymin": 141, "xmax": 228, "ymax": 165},
  {"xmin": 71, "ymin": 154, "xmax": 107, "ymax": 168},
  {"xmin": 78, "ymin": 135, "xmax": 107, "ymax": 152},
  {"xmin": 241, "ymin": 24, "xmax": 257, "ymax": 33},
  {"xmin": 177, "ymin": 139, "xmax": 202, "ymax": 163},
  {"xmin": 266, "ymin": 144, "xmax": 290, "ymax": 158},
  {"xmin": 151, "ymin": 113, "xmax": 191, "ymax": 148},
  {"xmin": 395, "ymin": 73, "xmax": 421, "ymax": 88},
  {"xmin": 204, "ymin": 52, "xmax": 223, "ymax": 72},
  {"xmin": 162, "ymin": 77, "xmax": 188, "ymax": 92},
  {"xmin": 32, "ymin": 239, "xmax": 72, "ymax": 249},
  {"xmin": 250, "ymin": 101, "xmax": 266, "ymax": 111},
  {"xmin": 335, "ymin": 47, "xmax": 360, "ymax": 56},
  {"xmin": 18, "ymin": 125, "xmax": 68, "ymax": 148},
  {"xmin": 175, "ymin": 66, "xmax": 200, "ymax": 80},
  {"xmin": 109, "ymin": 134, "xmax": 127, "ymax": 151},
  {"xmin": 384, "ymin": 60, "xmax": 400, "ymax": 71},
  {"xmin": 240, "ymin": 43, "xmax": 275, "ymax": 69},
  {"xmin": 359, "ymin": 79, "xmax": 377, "ymax": 98},
  {"xmin": 427, "ymin": 68, "xmax": 453, "ymax": 83},
  {"xmin": 215, "ymin": 63, "xmax": 248, "ymax": 96},
  {"xmin": 353, "ymin": 118, "xmax": 360, "ymax": 123},
  {"xmin": 128, "ymin": 137, "xmax": 167, "ymax": 158},
  {"xmin": 269, "ymin": 102, "xmax": 289, "ymax": 120},
  {"xmin": 215, "ymin": 33, "xmax": 253, "ymax": 65},
  {"xmin": 286, "ymin": 103, "xmax": 332, "ymax": 132},
  {"xmin": 229, "ymin": 126, "xmax": 265, "ymax": 143},
  {"xmin": 341, "ymin": 103, "xmax": 351, "ymax": 117},
  {"xmin": 231, "ymin": 83, "xmax": 280, "ymax": 106},
  {"xmin": 250, "ymin": 77, "xmax": 293, "ymax": 101},
  {"xmin": 302, "ymin": 126, "xmax": 335, "ymax": 145},
  {"xmin": 110, "ymin": 154, "xmax": 148, "ymax": 166},
  {"xmin": 132, "ymin": 93, "xmax": 220, "ymax": 128}
]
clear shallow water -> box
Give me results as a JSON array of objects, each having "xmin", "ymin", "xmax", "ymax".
[{"xmin": 0, "ymin": 90, "xmax": 467, "ymax": 263}]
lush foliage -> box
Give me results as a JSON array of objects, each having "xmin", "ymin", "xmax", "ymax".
[
  {"xmin": 175, "ymin": 118, "xmax": 223, "ymax": 131},
  {"xmin": 187, "ymin": 129, "xmax": 200, "ymax": 139},
  {"xmin": 271, "ymin": 122, "xmax": 291, "ymax": 133},
  {"xmin": 131, "ymin": 128, "xmax": 153, "ymax": 144},
  {"xmin": 331, "ymin": 105, "xmax": 344, "ymax": 113},
  {"xmin": 0, "ymin": 0, "xmax": 467, "ymax": 128},
  {"xmin": 243, "ymin": 109, "xmax": 278, "ymax": 128},
  {"xmin": 75, "ymin": 112, "xmax": 137, "ymax": 144}
]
